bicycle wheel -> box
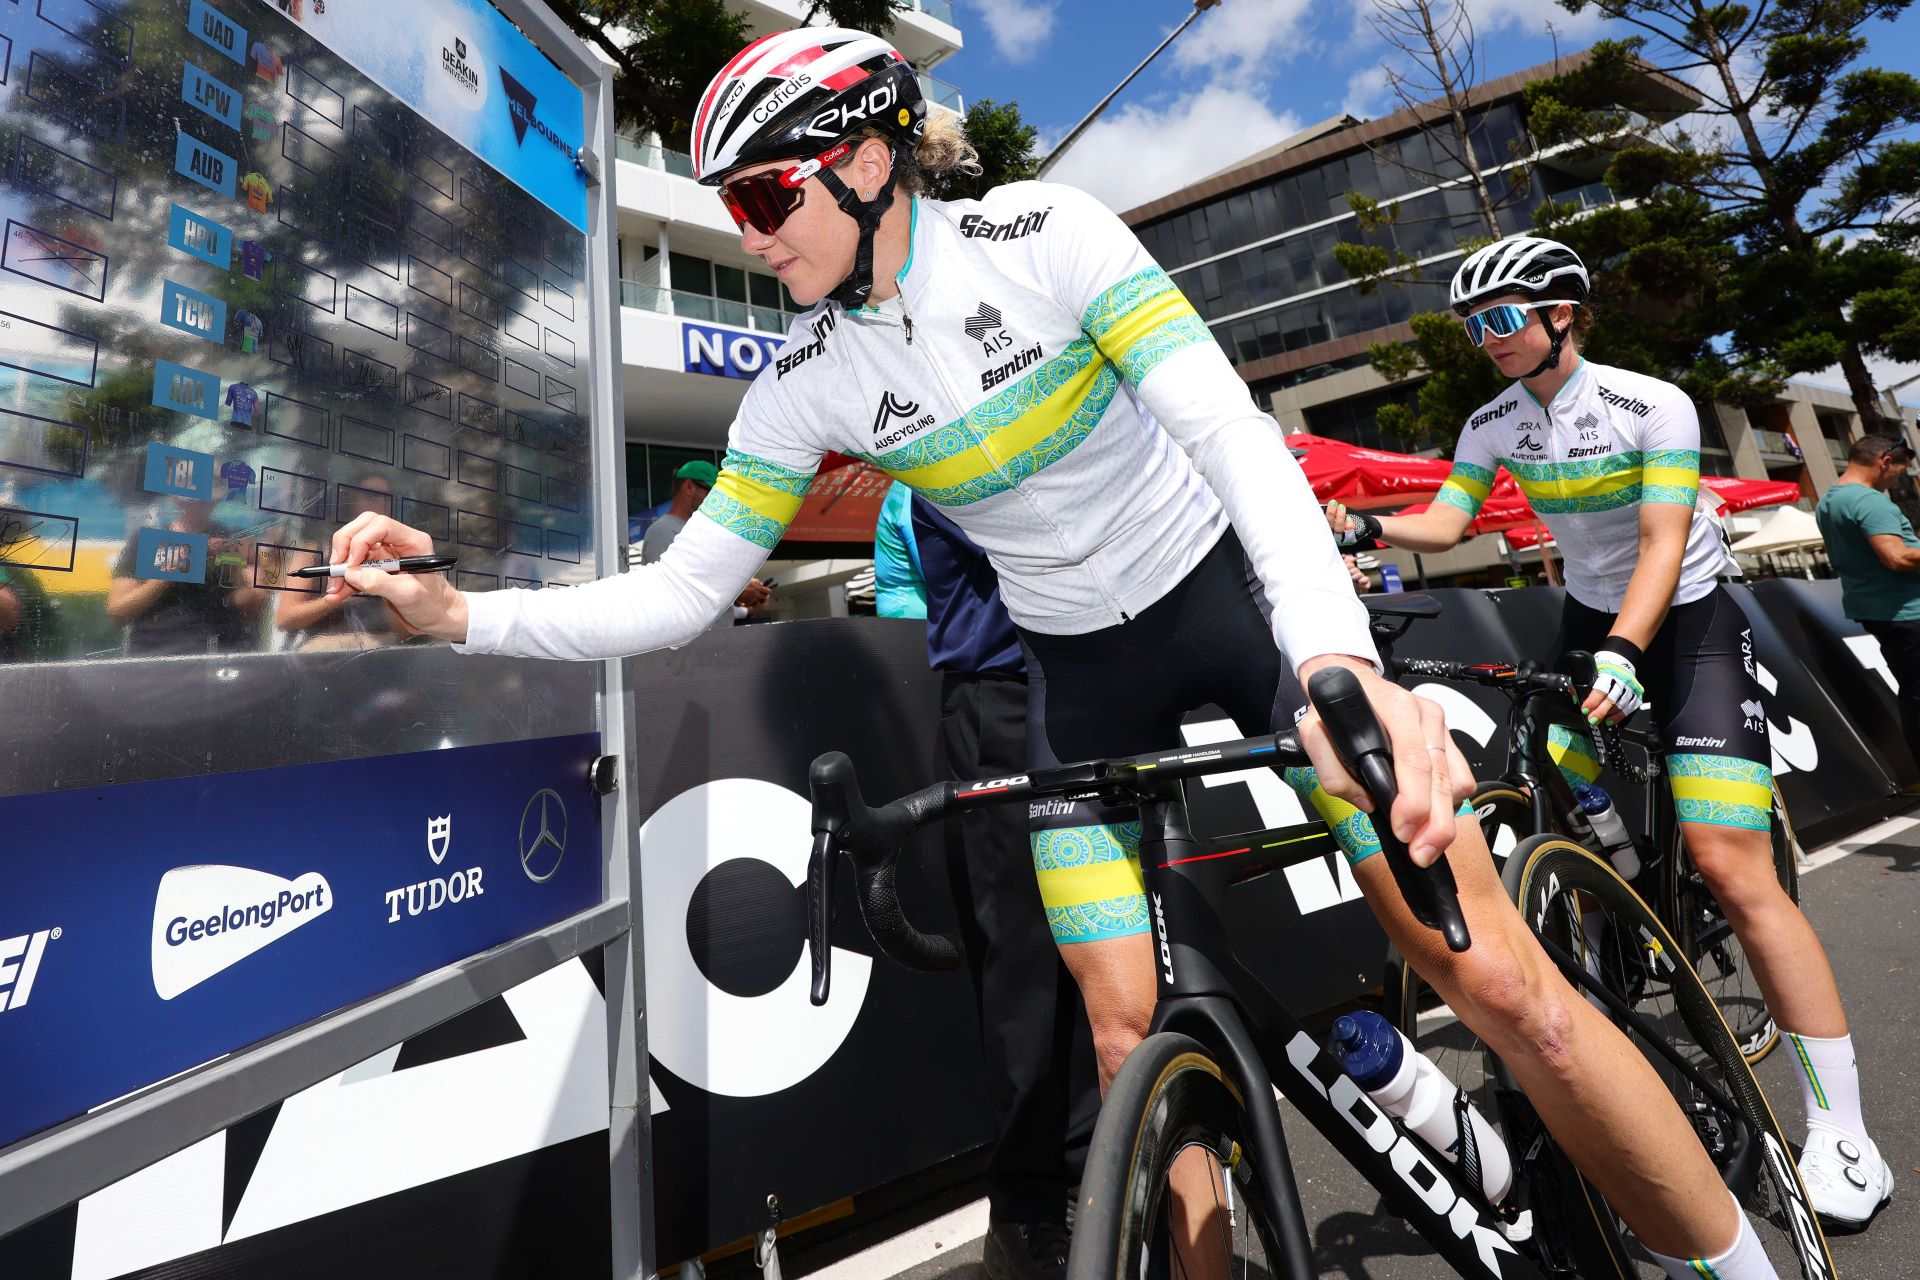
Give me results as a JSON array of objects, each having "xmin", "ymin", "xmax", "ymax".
[
  {"xmin": 1070, "ymin": 1033, "xmax": 1288, "ymax": 1280},
  {"xmin": 1467, "ymin": 780, "xmax": 1537, "ymax": 864},
  {"xmin": 1666, "ymin": 781, "xmax": 1800, "ymax": 1065},
  {"xmin": 1510, "ymin": 834, "xmax": 1835, "ymax": 1280}
]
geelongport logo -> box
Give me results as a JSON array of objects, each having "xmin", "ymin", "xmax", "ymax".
[{"xmin": 151, "ymin": 865, "xmax": 333, "ymax": 999}]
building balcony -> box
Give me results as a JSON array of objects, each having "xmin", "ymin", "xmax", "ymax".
[
  {"xmin": 620, "ymin": 281, "xmax": 792, "ymax": 336},
  {"xmin": 918, "ymin": 71, "xmax": 964, "ymax": 114}
]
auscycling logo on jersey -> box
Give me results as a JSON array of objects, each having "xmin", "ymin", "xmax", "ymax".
[
  {"xmin": 1467, "ymin": 399, "xmax": 1517, "ymax": 431},
  {"xmin": 441, "ymin": 36, "xmax": 480, "ymax": 95},
  {"xmin": 958, "ymin": 208, "xmax": 1053, "ymax": 242},
  {"xmin": 499, "ymin": 67, "xmax": 577, "ymax": 161},
  {"xmin": 151, "ymin": 864, "xmax": 333, "ymax": 999},
  {"xmin": 872, "ymin": 391, "xmax": 937, "ymax": 448}
]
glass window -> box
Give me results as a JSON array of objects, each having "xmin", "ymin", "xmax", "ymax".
[
  {"xmin": 1198, "ymin": 261, "xmax": 1223, "ymax": 303},
  {"xmin": 1234, "ymin": 320, "xmax": 1261, "ymax": 365},
  {"xmin": 626, "ymin": 443, "xmax": 649, "ymax": 516},
  {"xmin": 668, "ymin": 252, "xmax": 710, "ymax": 295},
  {"xmin": 749, "ymin": 273, "xmax": 783, "ymax": 310},
  {"xmin": 714, "ymin": 264, "xmax": 747, "ymax": 304},
  {"xmin": 1279, "ymin": 175, "xmax": 1308, "ymax": 226},
  {"xmin": 1255, "ymin": 310, "xmax": 1283, "ymax": 359},
  {"xmin": 647, "ymin": 444, "xmax": 722, "ymax": 511},
  {"xmin": 1263, "ymin": 243, "xmax": 1294, "ymax": 300},
  {"xmin": 1251, "ymin": 184, "xmax": 1281, "ymax": 240},
  {"xmin": 1288, "ymin": 235, "xmax": 1319, "ymax": 292},
  {"xmin": 1227, "ymin": 192, "xmax": 1255, "ymax": 248}
]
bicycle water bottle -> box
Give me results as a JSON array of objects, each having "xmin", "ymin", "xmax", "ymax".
[
  {"xmin": 1330, "ymin": 1010, "xmax": 1513, "ymax": 1205},
  {"xmin": 1573, "ymin": 783, "xmax": 1641, "ymax": 879}
]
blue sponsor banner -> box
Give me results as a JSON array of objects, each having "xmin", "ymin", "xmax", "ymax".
[
  {"xmin": 159, "ymin": 279, "xmax": 228, "ymax": 344},
  {"xmin": 0, "ymin": 734, "xmax": 602, "ymax": 1151},
  {"xmin": 142, "ymin": 442, "xmax": 217, "ymax": 500},
  {"xmin": 683, "ymin": 321, "xmax": 782, "ymax": 381},
  {"xmin": 132, "ymin": 527, "xmax": 209, "ymax": 583},
  {"xmin": 174, "ymin": 131, "xmax": 237, "ymax": 198},
  {"xmin": 181, "ymin": 60, "xmax": 243, "ymax": 130},
  {"xmin": 152, "ymin": 359, "xmax": 221, "ymax": 419},
  {"xmin": 1380, "ymin": 563, "xmax": 1404, "ymax": 594},
  {"xmin": 280, "ymin": 0, "xmax": 587, "ymax": 231},
  {"xmin": 167, "ymin": 203, "xmax": 233, "ymax": 268},
  {"xmin": 187, "ymin": 0, "xmax": 248, "ymax": 66}
]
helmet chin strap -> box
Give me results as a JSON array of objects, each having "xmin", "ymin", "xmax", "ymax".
[
  {"xmin": 1522, "ymin": 311, "xmax": 1573, "ymax": 379},
  {"xmin": 816, "ymin": 143, "xmax": 901, "ymax": 310}
]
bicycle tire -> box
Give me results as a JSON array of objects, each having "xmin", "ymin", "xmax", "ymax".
[
  {"xmin": 1070, "ymin": 1033, "xmax": 1290, "ymax": 1280},
  {"xmin": 1666, "ymin": 781, "xmax": 1800, "ymax": 1065},
  {"xmin": 1466, "ymin": 781, "xmax": 1537, "ymax": 864},
  {"xmin": 1509, "ymin": 834, "xmax": 1836, "ymax": 1280}
]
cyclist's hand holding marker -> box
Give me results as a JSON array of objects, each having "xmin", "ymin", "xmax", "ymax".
[
  {"xmin": 1584, "ymin": 640, "xmax": 1645, "ymax": 725},
  {"xmin": 1296, "ymin": 655, "xmax": 1474, "ymax": 870},
  {"xmin": 325, "ymin": 513, "xmax": 470, "ymax": 643}
]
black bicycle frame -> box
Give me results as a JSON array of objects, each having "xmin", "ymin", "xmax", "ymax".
[{"xmin": 1135, "ymin": 784, "xmax": 1548, "ymax": 1280}]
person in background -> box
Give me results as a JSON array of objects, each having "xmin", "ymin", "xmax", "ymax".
[
  {"xmin": 106, "ymin": 498, "xmax": 265, "ymax": 655},
  {"xmin": 874, "ymin": 480, "xmax": 1090, "ymax": 1280},
  {"xmin": 1814, "ymin": 432, "xmax": 1920, "ymax": 753},
  {"xmin": 639, "ymin": 460, "xmax": 771, "ymax": 626}
]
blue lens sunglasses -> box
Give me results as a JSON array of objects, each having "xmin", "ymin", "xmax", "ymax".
[{"xmin": 1463, "ymin": 300, "xmax": 1575, "ymax": 346}]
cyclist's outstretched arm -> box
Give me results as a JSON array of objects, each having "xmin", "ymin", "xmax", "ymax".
[{"xmin": 1330, "ymin": 498, "xmax": 1474, "ymax": 554}]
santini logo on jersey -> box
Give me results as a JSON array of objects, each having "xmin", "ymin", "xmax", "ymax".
[
  {"xmin": 776, "ymin": 310, "xmax": 835, "ymax": 378},
  {"xmin": 1566, "ymin": 444, "xmax": 1612, "ymax": 458},
  {"xmin": 958, "ymin": 208, "xmax": 1053, "ymax": 242},
  {"xmin": 982, "ymin": 342, "xmax": 1044, "ymax": 391},
  {"xmin": 1467, "ymin": 399, "xmax": 1517, "ymax": 430},
  {"xmin": 1595, "ymin": 385, "xmax": 1653, "ymax": 416}
]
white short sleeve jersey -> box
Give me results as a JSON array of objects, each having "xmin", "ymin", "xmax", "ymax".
[{"xmin": 1435, "ymin": 360, "xmax": 1737, "ymax": 612}]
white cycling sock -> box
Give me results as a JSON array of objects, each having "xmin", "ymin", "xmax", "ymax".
[
  {"xmin": 1785, "ymin": 1031, "xmax": 1869, "ymax": 1144},
  {"xmin": 1646, "ymin": 1192, "xmax": 1776, "ymax": 1280}
]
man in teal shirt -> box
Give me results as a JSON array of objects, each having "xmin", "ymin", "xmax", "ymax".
[{"xmin": 1815, "ymin": 432, "xmax": 1920, "ymax": 751}]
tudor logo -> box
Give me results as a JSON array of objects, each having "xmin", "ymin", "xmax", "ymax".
[
  {"xmin": 427, "ymin": 814, "xmax": 452, "ymax": 865},
  {"xmin": 520, "ymin": 788, "xmax": 568, "ymax": 883}
]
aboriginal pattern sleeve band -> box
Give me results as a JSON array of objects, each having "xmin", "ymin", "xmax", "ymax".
[
  {"xmin": 703, "ymin": 448, "xmax": 815, "ymax": 550},
  {"xmin": 1081, "ymin": 267, "xmax": 1210, "ymax": 388},
  {"xmin": 1642, "ymin": 449, "xmax": 1701, "ymax": 506},
  {"xmin": 1436, "ymin": 460, "xmax": 1496, "ymax": 518}
]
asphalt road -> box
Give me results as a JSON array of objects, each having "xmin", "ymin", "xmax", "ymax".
[{"xmin": 781, "ymin": 820, "xmax": 1918, "ymax": 1280}]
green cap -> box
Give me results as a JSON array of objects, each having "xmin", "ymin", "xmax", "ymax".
[{"xmin": 675, "ymin": 460, "xmax": 719, "ymax": 489}]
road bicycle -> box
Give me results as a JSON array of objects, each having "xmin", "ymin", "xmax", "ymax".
[
  {"xmin": 1386, "ymin": 642, "xmax": 1802, "ymax": 1068},
  {"xmin": 803, "ymin": 653, "xmax": 1833, "ymax": 1278}
]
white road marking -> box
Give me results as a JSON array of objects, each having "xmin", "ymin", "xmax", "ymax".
[{"xmin": 1803, "ymin": 814, "xmax": 1918, "ymax": 875}]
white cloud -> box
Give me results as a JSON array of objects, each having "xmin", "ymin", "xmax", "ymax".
[
  {"xmin": 1453, "ymin": 0, "xmax": 1609, "ymax": 40},
  {"xmin": 1042, "ymin": 83, "xmax": 1305, "ymax": 213},
  {"xmin": 1342, "ymin": 64, "xmax": 1394, "ymax": 118},
  {"xmin": 1172, "ymin": 0, "xmax": 1318, "ymax": 84},
  {"xmin": 969, "ymin": 0, "xmax": 1059, "ymax": 64},
  {"xmin": 1799, "ymin": 356, "xmax": 1920, "ymax": 411}
]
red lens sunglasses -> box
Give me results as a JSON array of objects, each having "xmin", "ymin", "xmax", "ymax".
[{"xmin": 719, "ymin": 142, "xmax": 852, "ymax": 237}]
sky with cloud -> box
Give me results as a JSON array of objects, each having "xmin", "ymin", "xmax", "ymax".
[{"xmin": 935, "ymin": 0, "xmax": 1920, "ymax": 398}]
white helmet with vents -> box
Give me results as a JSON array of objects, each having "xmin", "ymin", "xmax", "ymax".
[{"xmin": 1450, "ymin": 236, "xmax": 1590, "ymax": 316}]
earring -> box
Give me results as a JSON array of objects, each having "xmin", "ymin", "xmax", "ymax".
[{"xmin": 863, "ymin": 190, "xmax": 874, "ymax": 199}]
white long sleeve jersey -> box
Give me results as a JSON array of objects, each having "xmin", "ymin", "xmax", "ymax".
[{"xmin": 459, "ymin": 181, "xmax": 1374, "ymax": 668}]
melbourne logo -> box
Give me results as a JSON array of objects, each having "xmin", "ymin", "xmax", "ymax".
[
  {"xmin": 519, "ymin": 789, "xmax": 569, "ymax": 883},
  {"xmin": 0, "ymin": 927, "xmax": 60, "ymax": 1014},
  {"xmin": 440, "ymin": 36, "xmax": 479, "ymax": 95},
  {"xmin": 957, "ymin": 208, "xmax": 1053, "ymax": 242},
  {"xmin": 499, "ymin": 67, "xmax": 577, "ymax": 159},
  {"xmin": 152, "ymin": 865, "xmax": 333, "ymax": 999}
]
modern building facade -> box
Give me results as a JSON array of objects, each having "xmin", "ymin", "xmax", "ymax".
[
  {"xmin": 612, "ymin": 0, "xmax": 963, "ymax": 525},
  {"xmin": 1119, "ymin": 52, "xmax": 1920, "ymax": 587}
]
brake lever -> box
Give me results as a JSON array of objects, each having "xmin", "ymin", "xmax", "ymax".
[
  {"xmin": 1308, "ymin": 666, "xmax": 1472, "ymax": 953},
  {"xmin": 807, "ymin": 826, "xmax": 837, "ymax": 1007}
]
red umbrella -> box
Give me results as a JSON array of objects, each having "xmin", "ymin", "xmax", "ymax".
[
  {"xmin": 1285, "ymin": 433, "xmax": 1456, "ymax": 511},
  {"xmin": 781, "ymin": 452, "xmax": 894, "ymax": 542},
  {"xmin": 1699, "ymin": 475, "xmax": 1804, "ymax": 514}
]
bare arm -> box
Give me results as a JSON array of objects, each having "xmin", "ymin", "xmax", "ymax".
[
  {"xmin": 106, "ymin": 575, "xmax": 172, "ymax": 625},
  {"xmin": 1868, "ymin": 533, "xmax": 1920, "ymax": 572},
  {"xmin": 1376, "ymin": 503, "xmax": 1476, "ymax": 553}
]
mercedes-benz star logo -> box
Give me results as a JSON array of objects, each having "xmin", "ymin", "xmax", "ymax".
[{"xmin": 518, "ymin": 789, "xmax": 568, "ymax": 883}]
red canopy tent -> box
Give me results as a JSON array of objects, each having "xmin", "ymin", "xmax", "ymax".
[
  {"xmin": 780, "ymin": 452, "xmax": 894, "ymax": 543},
  {"xmin": 1285, "ymin": 433, "xmax": 1457, "ymax": 510},
  {"xmin": 1497, "ymin": 475, "xmax": 1804, "ymax": 548}
]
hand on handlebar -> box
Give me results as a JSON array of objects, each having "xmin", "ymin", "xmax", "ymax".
[{"xmin": 1296, "ymin": 656, "xmax": 1474, "ymax": 868}]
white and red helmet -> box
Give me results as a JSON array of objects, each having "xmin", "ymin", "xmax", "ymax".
[{"xmin": 691, "ymin": 28, "xmax": 926, "ymax": 185}]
